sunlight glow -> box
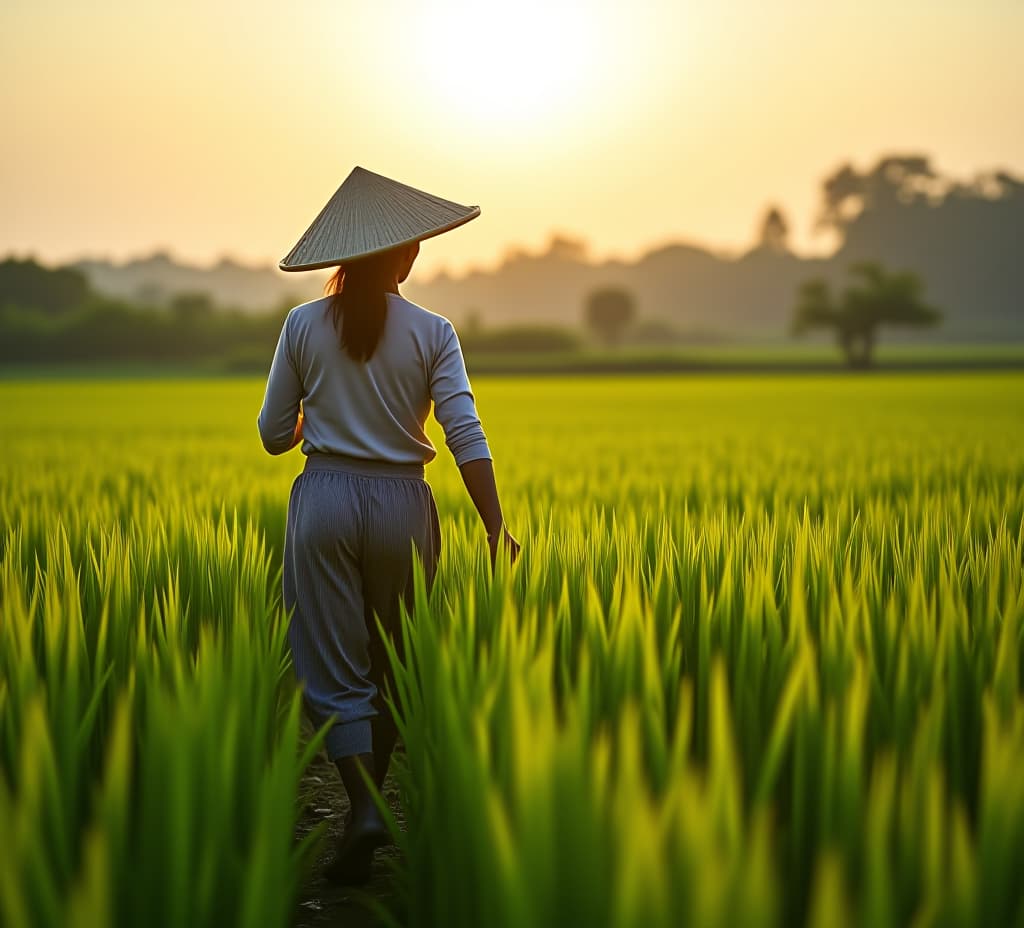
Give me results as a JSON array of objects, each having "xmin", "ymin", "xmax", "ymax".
[{"xmin": 410, "ymin": 1, "xmax": 600, "ymax": 132}]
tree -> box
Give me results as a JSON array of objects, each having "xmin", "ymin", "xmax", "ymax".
[
  {"xmin": 0, "ymin": 257, "xmax": 91, "ymax": 316},
  {"xmin": 169, "ymin": 290, "xmax": 216, "ymax": 324},
  {"xmin": 584, "ymin": 287, "xmax": 636, "ymax": 346},
  {"xmin": 791, "ymin": 262, "xmax": 941, "ymax": 369},
  {"xmin": 759, "ymin": 206, "xmax": 790, "ymax": 253},
  {"xmin": 816, "ymin": 155, "xmax": 939, "ymax": 237}
]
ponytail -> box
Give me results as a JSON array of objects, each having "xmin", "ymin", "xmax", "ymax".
[{"xmin": 323, "ymin": 253, "xmax": 394, "ymax": 362}]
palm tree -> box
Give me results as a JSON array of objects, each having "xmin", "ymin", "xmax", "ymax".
[{"xmin": 791, "ymin": 262, "xmax": 941, "ymax": 368}]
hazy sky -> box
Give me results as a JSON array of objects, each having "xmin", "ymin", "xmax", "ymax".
[{"xmin": 3, "ymin": 0, "xmax": 1023, "ymax": 280}]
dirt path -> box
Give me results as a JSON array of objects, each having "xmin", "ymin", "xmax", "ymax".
[{"xmin": 292, "ymin": 741, "xmax": 407, "ymax": 928}]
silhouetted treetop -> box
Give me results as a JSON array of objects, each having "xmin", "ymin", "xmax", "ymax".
[
  {"xmin": 817, "ymin": 155, "xmax": 940, "ymax": 234},
  {"xmin": 817, "ymin": 154, "xmax": 1024, "ymax": 238},
  {"xmin": 759, "ymin": 206, "xmax": 790, "ymax": 253},
  {"xmin": 547, "ymin": 234, "xmax": 589, "ymax": 263}
]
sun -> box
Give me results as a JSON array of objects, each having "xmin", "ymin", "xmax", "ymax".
[{"xmin": 410, "ymin": 1, "xmax": 599, "ymax": 130}]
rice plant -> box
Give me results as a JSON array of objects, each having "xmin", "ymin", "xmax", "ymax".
[{"xmin": 1, "ymin": 373, "xmax": 1021, "ymax": 926}]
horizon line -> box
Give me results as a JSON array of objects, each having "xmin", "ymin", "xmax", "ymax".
[{"xmin": 2, "ymin": 229, "xmax": 843, "ymax": 282}]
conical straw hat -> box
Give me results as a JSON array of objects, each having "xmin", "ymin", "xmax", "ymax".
[{"xmin": 279, "ymin": 166, "xmax": 480, "ymax": 271}]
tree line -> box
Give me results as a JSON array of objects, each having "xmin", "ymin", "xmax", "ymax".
[
  {"xmin": 584, "ymin": 261, "xmax": 942, "ymax": 368},
  {"xmin": 1, "ymin": 254, "xmax": 942, "ymax": 370},
  {"xmin": 0, "ymin": 259, "xmax": 586, "ymax": 367},
  {"xmin": 0, "ymin": 259, "xmax": 290, "ymax": 367}
]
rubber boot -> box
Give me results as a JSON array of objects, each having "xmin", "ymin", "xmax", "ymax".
[{"xmin": 324, "ymin": 753, "xmax": 391, "ymax": 885}]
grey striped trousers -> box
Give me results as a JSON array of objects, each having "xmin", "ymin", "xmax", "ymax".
[{"xmin": 283, "ymin": 452, "xmax": 441, "ymax": 759}]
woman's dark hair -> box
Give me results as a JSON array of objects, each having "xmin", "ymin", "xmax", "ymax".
[{"xmin": 323, "ymin": 247, "xmax": 405, "ymax": 362}]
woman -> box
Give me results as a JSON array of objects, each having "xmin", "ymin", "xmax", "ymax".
[{"xmin": 258, "ymin": 167, "xmax": 519, "ymax": 884}]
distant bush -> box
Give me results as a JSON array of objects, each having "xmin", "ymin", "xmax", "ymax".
[
  {"xmin": 622, "ymin": 319, "xmax": 731, "ymax": 346},
  {"xmin": 0, "ymin": 258, "xmax": 291, "ymax": 366},
  {"xmin": 0, "ymin": 296, "xmax": 284, "ymax": 365},
  {"xmin": 459, "ymin": 325, "xmax": 581, "ymax": 354},
  {"xmin": 0, "ymin": 304, "xmax": 63, "ymax": 362},
  {"xmin": 221, "ymin": 343, "xmax": 279, "ymax": 373}
]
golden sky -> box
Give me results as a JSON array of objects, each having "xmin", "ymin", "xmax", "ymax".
[{"xmin": 2, "ymin": 0, "xmax": 1023, "ymax": 280}]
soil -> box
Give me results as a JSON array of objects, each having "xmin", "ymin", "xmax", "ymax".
[{"xmin": 291, "ymin": 730, "xmax": 408, "ymax": 928}]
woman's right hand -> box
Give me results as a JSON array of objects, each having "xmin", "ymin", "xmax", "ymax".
[
  {"xmin": 457, "ymin": 458, "xmax": 518, "ymax": 572},
  {"xmin": 488, "ymin": 524, "xmax": 521, "ymax": 571}
]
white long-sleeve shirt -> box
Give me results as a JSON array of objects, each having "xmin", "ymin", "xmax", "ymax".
[{"xmin": 257, "ymin": 292, "xmax": 492, "ymax": 466}]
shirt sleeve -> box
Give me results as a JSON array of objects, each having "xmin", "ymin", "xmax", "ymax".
[
  {"xmin": 257, "ymin": 310, "xmax": 303, "ymax": 455},
  {"xmin": 430, "ymin": 322, "xmax": 492, "ymax": 466}
]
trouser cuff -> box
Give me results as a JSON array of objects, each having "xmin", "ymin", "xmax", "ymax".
[{"xmin": 325, "ymin": 719, "xmax": 373, "ymax": 759}]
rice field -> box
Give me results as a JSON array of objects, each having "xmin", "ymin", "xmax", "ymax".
[{"xmin": 1, "ymin": 373, "xmax": 1022, "ymax": 927}]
